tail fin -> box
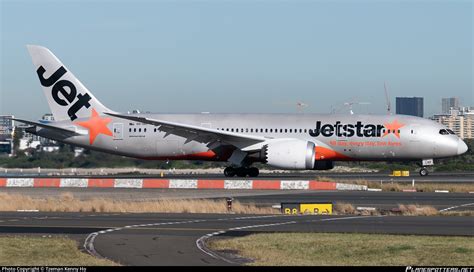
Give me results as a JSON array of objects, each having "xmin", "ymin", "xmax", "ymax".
[{"xmin": 26, "ymin": 45, "xmax": 114, "ymax": 121}]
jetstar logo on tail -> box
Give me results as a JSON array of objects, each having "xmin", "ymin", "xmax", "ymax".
[
  {"xmin": 37, "ymin": 66, "xmax": 91, "ymax": 121},
  {"xmin": 309, "ymin": 120, "xmax": 405, "ymax": 138},
  {"xmin": 75, "ymin": 109, "xmax": 113, "ymax": 145}
]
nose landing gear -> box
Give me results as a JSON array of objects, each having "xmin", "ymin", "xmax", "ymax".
[
  {"xmin": 417, "ymin": 159, "xmax": 433, "ymax": 176},
  {"xmin": 419, "ymin": 168, "xmax": 429, "ymax": 176},
  {"xmin": 224, "ymin": 166, "xmax": 259, "ymax": 177}
]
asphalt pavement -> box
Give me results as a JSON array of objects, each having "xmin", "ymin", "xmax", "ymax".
[{"xmin": 0, "ymin": 212, "xmax": 472, "ymax": 265}]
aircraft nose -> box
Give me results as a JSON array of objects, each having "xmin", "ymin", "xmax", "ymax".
[{"xmin": 457, "ymin": 139, "xmax": 468, "ymax": 155}]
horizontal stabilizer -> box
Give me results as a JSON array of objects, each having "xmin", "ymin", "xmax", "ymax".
[{"xmin": 10, "ymin": 117, "xmax": 83, "ymax": 136}]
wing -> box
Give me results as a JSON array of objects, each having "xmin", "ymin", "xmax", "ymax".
[
  {"xmin": 105, "ymin": 112, "xmax": 267, "ymax": 150},
  {"xmin": 10, "ymin": 118, "xmax": 83, "ymax": 136}
]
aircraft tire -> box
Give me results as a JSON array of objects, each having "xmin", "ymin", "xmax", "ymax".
[
  {"xmin": 236, "ymin": 167, "xmax": 248, "ymax": 177},
  {"xmin": 224, "ymin": 167, "xmax": 236, "ymax": 177},
  {"xmin": 248, "ymin": 167, "xmax": 259, "ymax": 177},
  {"xmin": 419, "ymin": 168, "xmax": 429, "ymax": 176}
]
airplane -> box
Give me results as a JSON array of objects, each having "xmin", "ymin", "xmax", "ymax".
[{"xmin": 11, "ymin": 45, "xmax": 468, "ymax": 177}]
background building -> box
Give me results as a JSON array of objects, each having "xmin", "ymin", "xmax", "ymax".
[
  {"xmin": 396, "ymin": 97, "xmax": 424, "ymax": 117},
  {"xmin": 431, "ymin": 107, "xmax": 473, "ymax": 139},
  {"xmin": 0, "ymin": 115, "xmax": 14, "ymax": 155},
  {"xmin": 442, "ymin": 97, "xmax": 460, "ymax": 114}
]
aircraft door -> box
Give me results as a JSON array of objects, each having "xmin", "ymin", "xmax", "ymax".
[{"xmin": 113, "ymin": 123, "xmax": 123, "ymax": 140}]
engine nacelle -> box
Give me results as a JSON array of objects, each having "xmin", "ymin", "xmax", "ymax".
[
  {"xmin": 313, "ymin": 160, "xmax": 334, "ymax": 170},
  {"xmin": 262, "ymin": 140, "xmax": 315, "ymax": 170}
]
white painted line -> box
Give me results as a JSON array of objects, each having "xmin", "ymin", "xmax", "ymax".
[
  {"xmin": 367, "ymin": 188, "xmax": 382, "ymax": 192},
  {"xmin": 320, "ymin": 215, "xmax": 385, "ymax": 222},
  {"xmin": 16, "ymin": 209, "xmax": 39, "ymax": 212},
  {"xmin": 435, "ymin": 190, "xmax": 449, "ymax": 193},
  {"xmin": 356, "ymin": 207, "xmax": 377, "ymax": 211},
  {"xmin": 196, "ymin": 220, "xmax": 297, "ymax": 264},
  {"xmin": 439, "ymin": 203, "xmax": 474, "ymax": 212}
]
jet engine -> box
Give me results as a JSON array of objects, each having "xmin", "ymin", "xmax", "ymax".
[
  {"xmin": 258, "ymin": 140, "xmax": 336, "ymax": 170},
  {"xmin": 262, "ymin": 140, "xmax": 316, "ymax": 169}
]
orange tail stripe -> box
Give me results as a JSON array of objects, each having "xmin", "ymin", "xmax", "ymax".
[
  {"xmin": 252, "ymin": 180, "xmax": 281, "ymax": 190},
  {"xmin": 142, "ymin": 179, "xmax": 169, "ymax": 188},
  {"xmin": 88, "ymin": 179, "xmax": 115, "ymax": 188}
]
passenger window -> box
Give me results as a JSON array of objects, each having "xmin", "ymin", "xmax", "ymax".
[
  {"xmin": 134, "ymin": 128, "xmax": 136, "ymax": 132},
  {"xmin": 129, "ymin": 128, "xmax": 131, "ymax": 132}
]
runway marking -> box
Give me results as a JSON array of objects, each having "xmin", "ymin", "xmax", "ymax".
[
  {"xmin": 318, "ymin": 215, "xmax": 385, "ymax": 222},
  {"xmin": 83, "ymin": 214, "xmax": 300, "ymax": 262},
  {"xmin": 196, "ymin": 214, "xmax": 387, "ymax": 264},
  {"xmin": 439, "ymin": 203, "xmax": 474, "ymax": 212},
  {"xmin": 0, "ymin": 224, "xmax": 116, "ymax": 229},
  {"xmin": 196, "ymin": 220, "xmax": 298, "ymax": 264}
]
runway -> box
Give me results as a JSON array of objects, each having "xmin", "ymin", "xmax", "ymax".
[
  {"xmin": 0, "ymin": 212, "xmax": 472, "ymax": 266},
  {"xmin": 2, "ymin": 171, "xmax": 474, "ymax": 183},
  {"xmin": 2, "ymin": 187, "xmax": 474, "ymax": 211}
]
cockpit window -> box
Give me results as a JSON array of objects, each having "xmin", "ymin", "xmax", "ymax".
[
  {"xmin": 447, "ymin": 129, "xmax": 455, "ymax": 135},
  {"xmin": 439, "ymin": 129, "xmax": 449, "ymax": 135}
]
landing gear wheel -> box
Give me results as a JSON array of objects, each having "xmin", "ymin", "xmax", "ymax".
[
  {"xmin": 419, "ymin": 168, "xmax": 429, "ymax": 176},
  {"xmin": 236, "ymin": 167, "xmax": 247, "ymax": 177},
  {"xmin": 248, "ymin": 167, "xmax": 259, "ymax": 177},
  {"xmin": 224, "ymin": 167, "xmax": 236, "ymax": 177}
]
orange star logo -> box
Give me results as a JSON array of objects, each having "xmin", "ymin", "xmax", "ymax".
[
  {"xmin": 75, "ymin": 108, "xmax": 113, "ymax": 145},
  {"xmin": 382, "ymin": 119, "xmax": 405, "ymax": 139}
]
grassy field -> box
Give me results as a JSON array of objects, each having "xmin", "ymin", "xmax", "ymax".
[
  {"xmin": 209, "ymin": 233, "xmax": 474, "ymax": 266},
  {"xmin": 317, "ymin": 178, "xmax": 474, "ymax": 193},
  {"xmin": 0, "ymin": 236, "xmax": 117, "ymax": 266},
  {"xmin": 0, "ymin": 192, "xmax": 276, "ymax": 214}
]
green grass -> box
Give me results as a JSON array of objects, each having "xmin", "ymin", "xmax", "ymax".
[
  {"xmin": 209, "ymin": 233, "xmax": 474, "ymax": 266},
  {"xmin": 0, "ymin": 236, "xmax": 118, "ymax": 266}
]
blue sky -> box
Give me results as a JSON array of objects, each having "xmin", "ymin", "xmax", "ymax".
[{"xmin": 1, "ymin": 0, "xmax": 472, "ymax": 119}]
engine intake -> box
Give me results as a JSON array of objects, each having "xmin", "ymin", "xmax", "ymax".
[{"xmin": 262, "ymin": 139, "xmax": 315, "ymax": 170}]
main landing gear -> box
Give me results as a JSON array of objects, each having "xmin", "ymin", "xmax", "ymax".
[{"xmin": 224, "ymin": 166, "xmax": 259, "ymax": 177}]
